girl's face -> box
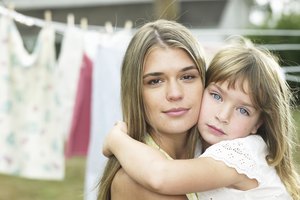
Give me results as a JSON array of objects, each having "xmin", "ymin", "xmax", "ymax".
[
  {"xmin": 198, "ymin": 80, "xmax": 262, "ymax": 149},
  {"xmin": 143, "ymin": 47, "xmax": 203, "ymax": 137}
]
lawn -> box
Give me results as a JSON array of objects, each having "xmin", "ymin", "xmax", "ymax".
[
  {"xmin": 0, "ymin": 157, "xmax": 87, "ymax": 200},
  {"xmin": 0, "ymin": 109, "xmax": 299, "ymax": 200},
  {"xmin": 293, "ymin": 107, "xmax": 300, "ymax": 172}
]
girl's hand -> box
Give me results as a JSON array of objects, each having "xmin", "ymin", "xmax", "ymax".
[{"xmin": 102, "ymin": 121, "xmax": 128, "ymax": 157}]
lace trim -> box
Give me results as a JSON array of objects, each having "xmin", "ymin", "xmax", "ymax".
[{"xmin": 200, "ymin": 135, "xmax": 265, "ymax": 183}]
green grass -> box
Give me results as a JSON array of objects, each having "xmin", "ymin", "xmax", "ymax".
[
  {"xmin": 0, "ymin": 157, "xmax": 86, "ymax": 200},
  {"xmin": 293, "ymin": 108, "xmax": 300, "ymax": 172},
  {"xmin": 0, "ymin": 109, "xmax": 299, "ymax": 200}
]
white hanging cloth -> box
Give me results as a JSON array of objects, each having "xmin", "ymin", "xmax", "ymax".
[
  {"xmin": 56, "ymin": 26, "xmax": 85, "ymax": 140},
  {"xmin": 0, "ymin": 16, "xmax": 64, "ymax": 180},
  {"xmin": 84, "ymin": 30, "xmax": 132, "ymax": 200}
]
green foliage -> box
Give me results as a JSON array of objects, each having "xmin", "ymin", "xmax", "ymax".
[
  {"xmin": 274, "ymin": 14, "xmax": 300, "ymax": 66},
  {"xmin": 293, "ymin": 108, "xmax": 300, "ymax": 173},
  {"xmin": 247, "ymin": 13, "xmax": 300, "ymax": 104},
  {"xmin": 248, "ymin": 13, "xmax": 300, "ymax": 65}
]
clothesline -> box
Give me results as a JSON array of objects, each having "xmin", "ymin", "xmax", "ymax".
[
  {"xmin": 1, "ymin": 4, "xmax": 299, "ymax": 77},
  {"xmin": 0, "ymin": 4, "xmax": 130, "ymax": 34},
  {"xmin": 1, "ymin": 5, "xmax": 300, "ymax": 36},
  {"xmin": 0, "ymin": 5, "xmax": 67, "ymax": 34}
]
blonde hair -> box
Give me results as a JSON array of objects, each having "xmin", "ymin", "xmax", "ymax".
[
  {"xmin": 97, "ymin": 19, "xmax": 206, "ymax": 200},
  {"xmin": 206, "ymin": 37, "xmax": 300, "ymax": 199}
]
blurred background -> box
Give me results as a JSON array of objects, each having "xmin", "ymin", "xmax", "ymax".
[{"xmin": 0, "ymin": 0, "xmax": 299, "ymax": 199}]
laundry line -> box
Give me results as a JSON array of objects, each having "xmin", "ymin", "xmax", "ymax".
[
  {"xmin": 2, "ymin": 5, "xmax": 300, "ymax": 36},
  {"xmin": 0, "ymin": 5, "xmax": 128, "ymax": 34},
  {"xmin": 0, "ymin": 5, "xmax": 67, "ymax": 34}
]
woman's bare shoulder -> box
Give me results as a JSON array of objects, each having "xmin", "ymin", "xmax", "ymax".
[{"xmin": 111, "ymin": 168, "xmax": 187, "ymax": 200}]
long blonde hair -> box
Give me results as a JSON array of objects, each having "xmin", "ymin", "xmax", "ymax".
[
  {"xmin": 206, "ymin": 37, "xmax": 300, "ymax": 199},
  {"xmin": 97, "ymin": 19, "xmax": 206, "ymax": 200}
]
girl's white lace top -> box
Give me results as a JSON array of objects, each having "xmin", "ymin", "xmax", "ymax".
[{"xmin": 197, "ymin": 135, "xmax": 292, "ymax": 200}]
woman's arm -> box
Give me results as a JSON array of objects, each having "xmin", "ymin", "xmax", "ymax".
[{"xmin": 104, "ymin": 122, "xmax": 257, "ymax": 195}]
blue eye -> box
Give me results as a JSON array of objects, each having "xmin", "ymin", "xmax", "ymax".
[
  {"xmin": 212, "ymin": 93, "xmax": 221, "ymax": 101},
  {"xmin": 239, "ymin": 108, "xmax": 249, "ymax": 116}
]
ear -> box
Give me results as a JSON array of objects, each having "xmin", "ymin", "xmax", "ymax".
[{"xmin": 250, "ymin": 118, "xmax": 263, "ymax": 135}]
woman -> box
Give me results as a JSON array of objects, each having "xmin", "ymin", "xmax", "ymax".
[{"xmin": 97, "ymin": 20, "xmax": 206, "ymax": 199}]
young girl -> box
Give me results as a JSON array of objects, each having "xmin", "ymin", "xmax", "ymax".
[{"xmin": 103, "ymin": 37, "xmax": 300, "ymax": 199}]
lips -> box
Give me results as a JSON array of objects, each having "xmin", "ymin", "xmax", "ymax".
[
  {"xmin": 207, "ymin": 124, "xmax": 226, "ymax": 136},
  {"xmin": 163, "ymin": 107, "xmax": 189, "ymax": 117}
]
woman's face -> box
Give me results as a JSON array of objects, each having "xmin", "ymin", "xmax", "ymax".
[{"xmin": 142, "ymin": 47, "xmax": 203, "ymax": 137}]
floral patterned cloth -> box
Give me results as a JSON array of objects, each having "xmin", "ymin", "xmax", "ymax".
[{"xmin": 0, "ymin": 16, "xmax": 64, "ymax": 180}]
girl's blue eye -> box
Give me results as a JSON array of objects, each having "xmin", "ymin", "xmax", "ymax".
[
  {"xmin": 212, "ymin": 93, "xmax": 221, "ymax": 101},
  {"xmin": 239, "ymin": 108, "xmax": 249, "ymax": 116}
]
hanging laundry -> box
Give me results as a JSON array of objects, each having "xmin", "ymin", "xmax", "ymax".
[
  {"xmin": 56, "ymin": 26, "xmax": 84, "ymax": 141},
  {"xmin": 65, "ymin": 54, "xmax": 93, "ymax": 158},
  {"xmin": 65, "ymin": 30, "xmax": 99, "ymax": 158},
  {"xmin": 0, "ymin": 16, "xmax": 64, "ymax": 180},
  {"xmin": 83, "ymin": 30, "xmax": 132, "ymax": 200}
]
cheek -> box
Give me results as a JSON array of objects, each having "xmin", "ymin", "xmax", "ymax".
[
  {"xmin": 198, "ymin": 93, "xmax": 212, "ymax": 118},
  {"xmin": 143, "ymin": 91, "xmax": 161, "ymax": 116},
  {"xmin": 143, "ymin": 97, "xmax": 157, "ymax": 127},
  {"xmin": 229, "ymin": 119, "xmax": 253, "ymax": 138},
  {"xmin": 189, "ymin": 84, "xmax": 204, "ymax": 105},
  {"xmin": 197, "ymin": 103, "xmax": 211, "ymax": 129}
]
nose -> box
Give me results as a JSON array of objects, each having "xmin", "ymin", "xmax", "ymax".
[
  {"xmin": 166, "ymin": 80, "xmax": 183, "ymax": 101},
  {"xmin": 215, "ymin": 106, "xmax": 230, "ymax": 124}
]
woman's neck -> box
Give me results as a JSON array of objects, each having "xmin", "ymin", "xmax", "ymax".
[{"xmin": 149, "ymin": 132, "xmax": 189, "ymax": 159}]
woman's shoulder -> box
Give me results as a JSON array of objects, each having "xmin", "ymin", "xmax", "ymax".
[
  {"xmin": 111, "ymin": 168, "xmax": 148, "ymax": 199},
  {"xmin": 111, "ymin": 169, "xmax": 188, "ymax": 200}
]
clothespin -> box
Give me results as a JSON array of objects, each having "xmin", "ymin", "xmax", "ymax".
[
  {"xmin": 44, "ymin": 10, "xmax": 52, "ymax": 25},
  {"xmin": 7, "ymin": 2, "xmax": 15, "ymax": 18},
  {"xmin": 8, "ymin": 2, "xmax": 15, "ymax": 11},
  {"xmin": 80, "ymin": 17, "xmax": 88, "ymax": 30},
  {"xmin": 105, "ymin": 21, "xmax": 113, "ymax": 34},
  {"xmin": 67, "ymin": 13, "xmax": 75, "ymax": 27},
  {"xmin": 124, "ymin": 20, "xmax": 133, "ymax": 30}
]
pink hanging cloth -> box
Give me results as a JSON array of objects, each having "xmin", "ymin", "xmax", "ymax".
[{"xmin": 65, "ymin": 54, "xmax": 93, "ymax": 157}]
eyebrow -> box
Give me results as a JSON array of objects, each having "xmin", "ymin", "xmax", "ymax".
[
  {"xmin": 211, "ymin": 83, "xmax": 256, "ymax": 109},
  {"xmin": 143, "ymin": 66, "xmax": 198, "ymax": 79}
]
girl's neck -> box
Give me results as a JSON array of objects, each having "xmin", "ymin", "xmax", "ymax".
[{"xmin": 149, "ymin": 132, "xmax": 189, "ymax": 159}]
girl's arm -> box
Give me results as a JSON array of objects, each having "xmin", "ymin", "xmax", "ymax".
[{"xmin": 103, "ymin": 122, "xmax": 257, "ymax": 195}]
